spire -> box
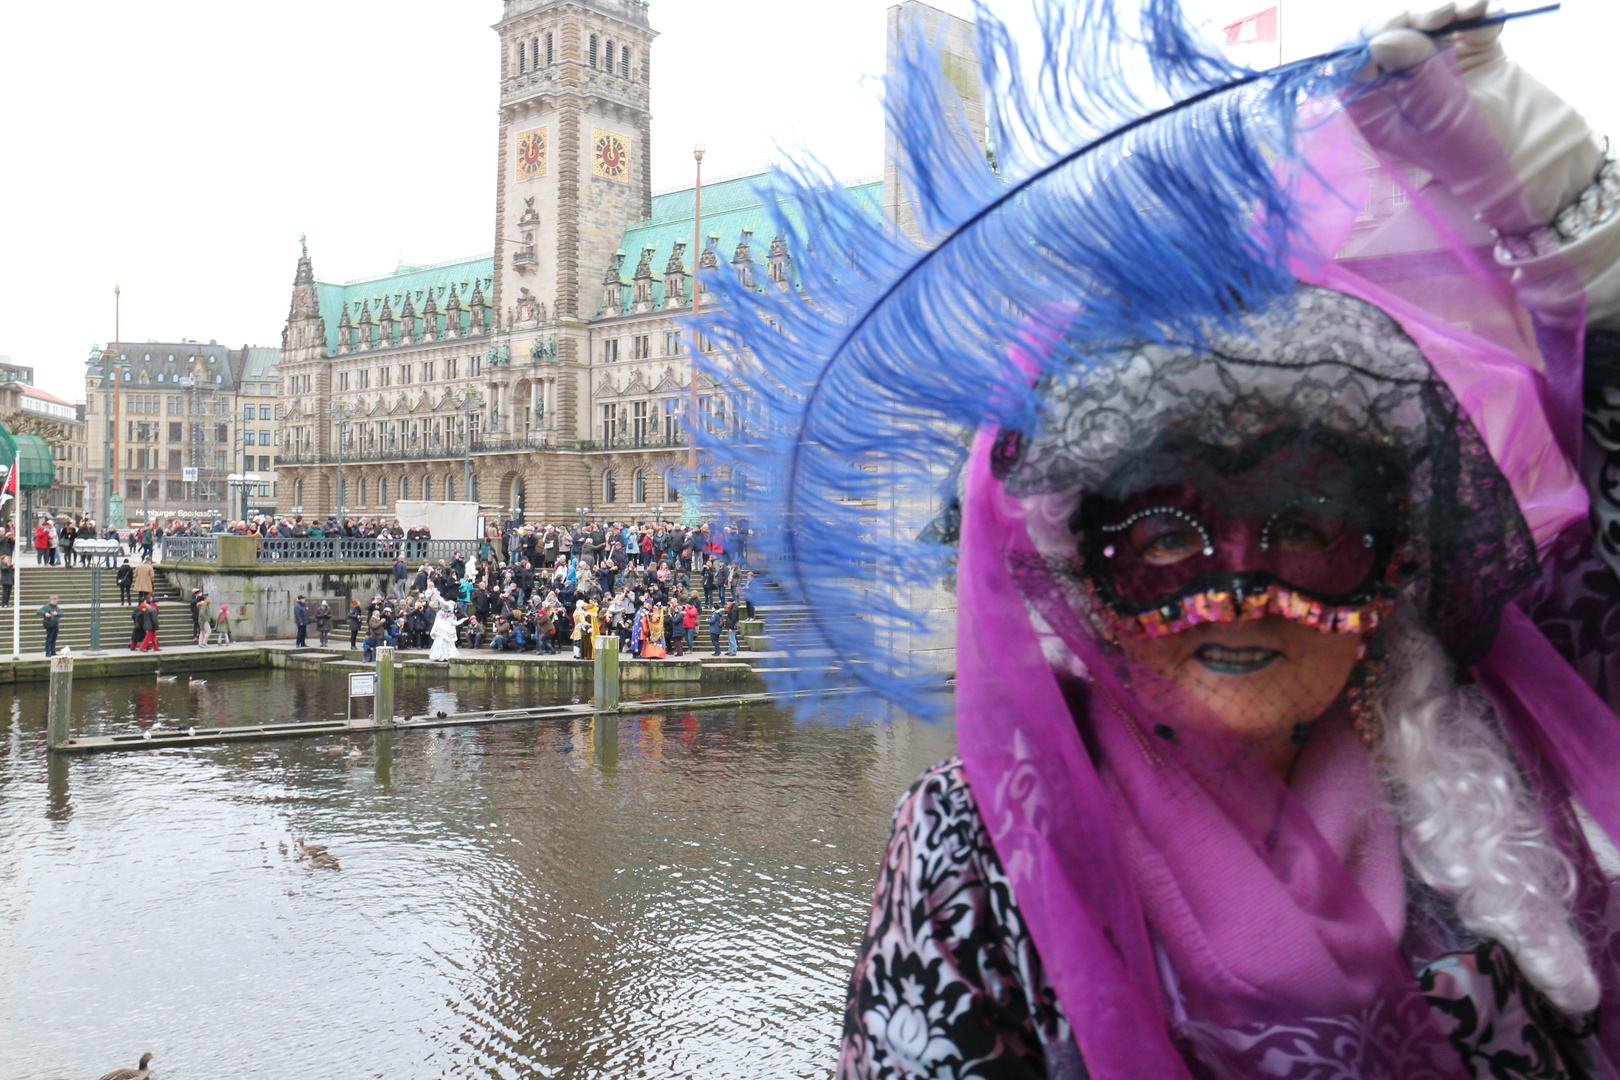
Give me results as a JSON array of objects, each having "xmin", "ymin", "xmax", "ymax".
[
  {"xmin": 285, "ymin": 239, "xmax": 326, "ymax": 359},
  {"xmin": 768, "ymin": 234, "xmax": 791, "ymax": 286},
  {"xmin": 664, "ymin": 242, "xmax": 688, "ymax": 309},
  {"xmin": 470, "ymin": 279, "xmax": 487, "ymax": 334},
  {"xmin": 445, "ymin": 284, "xmax": 463, "ymax": 339},
  {"xmin": 633, "ymin": 247, "xmax": 655, "ymax": 313},
  {"xmin": 732, "ymin": 229, "xmax": 754, "ymax": 289},
  {"xmin": 421, "ymin": 287, "xmax": 439, "ymax": 342},
  {"xmin": 601, "ymin": 253, "xmax": 626, "ymax": 318}
]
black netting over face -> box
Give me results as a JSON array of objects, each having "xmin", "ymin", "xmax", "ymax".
[{"xmin": 998, "ymin": 286, "xmax": 1539, "ymax": 665}]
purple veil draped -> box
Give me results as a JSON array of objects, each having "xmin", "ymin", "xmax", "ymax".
[{"xmin": 954, "ymin": 59, "xmax": 1620, "ymax": 1080}]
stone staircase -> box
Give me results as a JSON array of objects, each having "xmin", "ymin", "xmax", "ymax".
[{"xmin": 3, "ymin": 565, "xmax": 198, "ymax": 653}]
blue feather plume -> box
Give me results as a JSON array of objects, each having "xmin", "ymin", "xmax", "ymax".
[{"xmin": 688, "ymin": 0, "xmax": 1370, "ymax": 719}]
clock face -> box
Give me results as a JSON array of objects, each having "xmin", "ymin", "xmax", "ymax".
[
  {"xmin": 592, "ymin": 129, "xmax": 629, "ymax": 182},
  {"xmin": 516, "ymin": 128, "xmax": 548, "ymax": 179}
]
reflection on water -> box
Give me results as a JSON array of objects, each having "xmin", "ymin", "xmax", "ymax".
[{"xmin": 0, "ymin": 670, "xmax": 955, "ymax": 1079}]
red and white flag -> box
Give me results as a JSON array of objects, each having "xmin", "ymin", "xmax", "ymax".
[
  {"xmin": 0, "ymin": 454, "xmax": 17, "ymax": 513},
  {"xmin": 1224, "ymin": 6, "xmax": 1278, "ymax": 45}
]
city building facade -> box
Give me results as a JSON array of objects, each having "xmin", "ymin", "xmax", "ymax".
[
  {"xmin": 0, "ymin": 359, "xmax": 87, "ymax": 517},
  {"xmin": 82, "ymin": 341, "xmax": 280, "ymax": 525},
  {"xmin": 277, "ymin": 0, "xmax": 764, "ymax": 524},
  {"xmin": 273, "ymin": 0, "xmax": 976, "ymax": 527}
]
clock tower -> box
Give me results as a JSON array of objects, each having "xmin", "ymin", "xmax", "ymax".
[{"xmin": 493, "ymin": 0, "xmax": 654, "ymax": 442}]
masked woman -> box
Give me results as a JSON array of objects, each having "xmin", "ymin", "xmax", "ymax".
[
  {"xmin": 696, "ymin": 2, "xmax": 1620, "ymax": 1078},
  {"xmin": 428, "ymin": 595, "xmax": 459, "ymax": 661},
  {"xmin": 641, "ymin": 601, "xmax": 666, "ymax": 659}
]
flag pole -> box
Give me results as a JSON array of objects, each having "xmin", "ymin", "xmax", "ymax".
[{"xmin": 11, "ymin": 452, "xmax": 20, "ymax": 661}]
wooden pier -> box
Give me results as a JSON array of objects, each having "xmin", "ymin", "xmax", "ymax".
[{"xmin": 49, "ymin": 687, "xmax": 866, "ymax": 754}]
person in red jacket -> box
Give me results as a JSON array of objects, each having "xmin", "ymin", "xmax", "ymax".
[
  {"xmin": 33, "ymin": 521, "xmax": 49, "ymax": 565},
  {"xmin": 136, "ymin": 599, "xmax": 160, "ymax": 651}
]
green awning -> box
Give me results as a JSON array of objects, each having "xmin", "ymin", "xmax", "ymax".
[
  {"xmin": 0, "ymin": 426, "xmax": 16, "ymax": 470},
  {"xmin": 12, "ymin": 434, "xmax": 54, "ymax": 491}
]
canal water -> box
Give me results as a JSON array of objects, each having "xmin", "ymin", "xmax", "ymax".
[{"xmin": 0, "ymin": 669, "xmax": 956, "ymax": 1079}]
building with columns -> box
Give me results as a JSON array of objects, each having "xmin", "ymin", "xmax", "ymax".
[{"xmin": 274, "ymin": 0, "xmax": 971, "ymax": 526}]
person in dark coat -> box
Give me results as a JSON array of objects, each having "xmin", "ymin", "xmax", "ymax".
[
  {"xmin": 0, "ymin": 555, "xmax": 13, "ymax": 608},
  {"xmin": 130, "ymin": 600, "xmax": 145, "ymax": 649},
  {"xmin": 37, "ymin": 596, "xmax": 60, "ymax": 658},
  {"xmin": 116, "ymin": 558, "xmax": 134, "ymax": 605},
  {"xmin": 293, "ymin": 596, "xmax": 310, "ymax": 647}
]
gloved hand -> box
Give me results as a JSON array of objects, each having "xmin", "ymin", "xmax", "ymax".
[
  {"xmin": 1347, "ymin": 1, "xmax": 1619, "ymax": 327},
  {"xmin": 1352, "ymin": 1, "xmax": 1604, "ymax": 232}
]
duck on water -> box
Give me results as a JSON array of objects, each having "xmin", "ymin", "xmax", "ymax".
[{"xmin": 97, "ymin": 1052, "xmax": 154, "ymax": 1080}]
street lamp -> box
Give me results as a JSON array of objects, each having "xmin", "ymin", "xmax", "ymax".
[
  {"xmin": 653, "ymin": 504, "xmax": 664, "ymax": 525},
  {"xmin": 576, "ymin": 505, "xmax": 589, "ymax": 526},
  {"xmin": 450, "ymin": 386, "xmax": 486, "ymax": 504}
]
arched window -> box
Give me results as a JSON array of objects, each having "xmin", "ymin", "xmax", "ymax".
[
  {"xmin": 621, "ymin": 45, "xmax": 630, "ymax": 78},
  {"xmin": 589, "ymin": 34, "xmax": 597, "ymax": 67},
  {"xmin": 379, "ymin": 478, "xmax": 388, "ymax": 507},
  {"xmin": 358, "ymin": 479, "xmax": 367, "ymax": 506},
  {"xmin": 446, "ymin": 475, "xmax": 456, "ymax": 501},
  {"xmin": 422, "ymin": 475, "xmax": 431, "ymax": 501},
  {"xmin": 605, "ymin": 40, "xmax": 613, "ymax": 73},
  {"xmin": 532, "ymin": 36, "xmax": 539, "ymax": 69},
  {"xmin": 400, "ymin": 477, "xmax": 409, "ymax": 501},
  {"xmin": 294, "ymin": 479, "xmax": 303, "ymax": 506},
  {"xmin": 518, "ymin": 40, "xmax": 526, "ymax": 72},
  {"xmin": 634, "ymin": 468, "xmax": 646, "ymax": 503},
  {"xmin": 603, "ymin": 469, "xmax": 617, "ymax": 504},
  {"xmin": 663, "ymin": 472, "xmax": 677, "ymax": 503},
  {"xmin": 546, "ymin": 32, "xmax": 554, "ymax": 65},
  {"xmin": 471, "ymin": 475, "xmax": 480, "ymax": 503}
]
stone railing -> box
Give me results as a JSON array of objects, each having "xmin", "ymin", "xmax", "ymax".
[{"xmin": 162, "ymin": 536, "xmax": 475, "ymax": 566}]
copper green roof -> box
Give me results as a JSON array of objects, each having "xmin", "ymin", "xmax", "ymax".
[
  {"xmin": 315, "ymin": 255, "xmax": 494, "ymax": 356},
  {"xmin": 600, "ymin": 172, "xmax": 884, "ymax": 316}
]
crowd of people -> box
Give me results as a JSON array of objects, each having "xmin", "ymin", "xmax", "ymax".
[
  {"xmin": 351, "ymin": 536, "xmax": 754, "ymax": 662},
  {"xmin": 0, "ymin": 511, "xmax": 758, "ymax": 658}
]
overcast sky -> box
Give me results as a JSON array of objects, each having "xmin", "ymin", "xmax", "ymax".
[{"xmin": 1, "ymin": 0, "xmax": 1613, "ymax": 405}]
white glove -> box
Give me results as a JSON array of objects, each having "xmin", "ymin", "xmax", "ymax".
[{"xmin": 1352, "ymin": 2, "xmax": 1620, "ymax": 327}]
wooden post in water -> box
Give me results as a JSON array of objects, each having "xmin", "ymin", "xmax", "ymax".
[
  {"xmin": 593, "ymin": 635, "xmax": 620, "ymax": 711},
  {"xmin": 47, "ymin": 654, "xmax": 74, "ymax": 750},
  {"xmin": 375, "ymin": 645, "xmax": 396, "ymax": 727}
]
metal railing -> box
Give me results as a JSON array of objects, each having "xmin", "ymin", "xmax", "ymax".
[{"xmin": 162, "ymin": 536, "xmax": 218, "ymax": 562}]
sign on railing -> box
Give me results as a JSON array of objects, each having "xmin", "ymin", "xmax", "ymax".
[
  {"xmin": 161, "ymin": 537, "xmax": 218, "ymax": 562},
  {"xmin": 161, "ymin": 536, "xmax": 479, "ymax": 565}
]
